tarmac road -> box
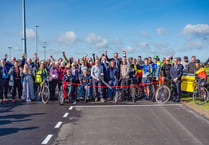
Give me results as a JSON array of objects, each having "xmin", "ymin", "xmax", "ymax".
[{"xmin": 0, "ymin": 101, "xmax": 209, "ymax": 145}]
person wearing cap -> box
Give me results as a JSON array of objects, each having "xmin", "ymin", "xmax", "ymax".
[
  {"xmin": 170, "ymin": 58, "xmax": 183, "ymax": 102},
  {"xmin": 161, "ymin": 56, "xmax": 172, "ymax": 88},
  {"xmin": 187, "ymin": 56, "xmax": 196, "ymax": 74},
  {"xmin": 182, "ymin": 56, "xmax": 189, "ymax": 73},
  {"xmin": 177, "ymin": 57, "xmax": 184, "ymax": 71},
  {"xmin": 152, "ymin": 56, "xmax": 161, "ymax": 98}
]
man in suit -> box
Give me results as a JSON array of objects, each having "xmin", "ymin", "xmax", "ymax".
[
  {"xmin": 170, "ymin": 58, "xmax": 183, "ymax": 102},
  {"xmin": 0, "ymin": 59, "xmax": 10, "ymax": 103}
]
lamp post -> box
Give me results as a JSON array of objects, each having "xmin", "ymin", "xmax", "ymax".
[
  {"xmin": 22, "ymin": 0, "xmax": 27, "ymax": 58},
  {"xmin": 35, "ymin": 25, "xmax": 40, "ymax": 55},
  {"xmin": 8, "ymin": 47, "xmax": 12, "ymax": 60}
]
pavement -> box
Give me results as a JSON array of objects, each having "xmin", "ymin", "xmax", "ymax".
[{"xmin": 0, "ymin": 100, "xmax": 209, "ymax": 145}]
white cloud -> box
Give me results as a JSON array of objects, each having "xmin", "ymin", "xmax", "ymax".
[
  {"xmin": 58, "ymin": 31, "xmax": 78, "ymax": 45},
  {"xmin": 156, "ymin": 28, "xmax": 168, "ymax": 35},
  {"xmin": 140, "ymin": 31, "xmax": 152, "ymax": 38},
  {"xmin": 111, "ymin": 38, "xmax": 123, "ymax": 45},
  {"xmin": 20, "ymin": 28, "xmax": 36, "ymax": 39},
  {"xmin": 182, "ymin": 24, "xmax": 209, "ymax": 36},
  {"xmin": 85, "ymin": 33, "xmax": 108, "ymax": 48},
  {"xmin": 123, "ymin": 46, "xmax": 135, "ymax": 53},
  {"xmin": 178, "ymin": 40, "xmax": 202, "ymax": 51},
  {"xmin": 137, "ymin": 42, "xmax": 150, "ymax": 48},
  {"xmin": 137, "ymin": 41, "xmax": 174, "ymax": 56}
]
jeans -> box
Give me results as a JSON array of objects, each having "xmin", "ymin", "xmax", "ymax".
[
  {"xmin": 79, "ymin": 85, "xmax": 91, "ymax": 98},
  {"xmin": 107, "ymin": 80, "xmax": 116, "ymax": 98},
  {"xmin": 92, "ymin": 79, "xmax": 103, "ymax": 99}
]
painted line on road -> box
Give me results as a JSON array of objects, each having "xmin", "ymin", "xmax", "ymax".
[
  {"xmin": 63, "ymin": 112, "xmax": 69, "ymax": 118},
  {"xmin": 69, "ymin": 106, "xmax": 74, "ymax": 110},
  {"xmin": 75, "ymin": 104, "xmax": 183, "ymax": 108},
  {"xmin": 54, "ymin": 121, "xmax": 63, "ymax": 129},
  {"xmin": 41, "ymin": 134, "xmax": 53, "ymax": 144}
]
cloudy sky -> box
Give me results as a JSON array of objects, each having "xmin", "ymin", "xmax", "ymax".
[{"xmin": 0, "ymin": 0, "xmax": 209, "ymax": 61}]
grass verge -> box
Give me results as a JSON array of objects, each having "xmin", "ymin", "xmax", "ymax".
[{"xmin": 181, "ymin": 92, "xmax": 209, "ymax": 119}]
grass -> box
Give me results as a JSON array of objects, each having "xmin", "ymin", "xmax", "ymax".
[{"xmin": 181, "ymin": 92, "xmax": 209, "ymax": 111}]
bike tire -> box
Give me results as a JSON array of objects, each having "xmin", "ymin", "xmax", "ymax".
[
  {"xmin": 155, "ymin": 85, "xmax": 171, "ymax": 104},
  {"xmin": 41, "ymin": 84, "xmax": 50, "ymax": 104},
  {"xmin": 193, "ymin": 87, "xmax": 208, "ymax": 105},
  {"xmin": 58, "ymin": 86, "xmax": 65, "ymax": 105}
]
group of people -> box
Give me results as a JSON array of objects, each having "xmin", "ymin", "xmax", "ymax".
[{"xmin": 0, "ymin": 50, "xmax": 208, "ymax": 104}]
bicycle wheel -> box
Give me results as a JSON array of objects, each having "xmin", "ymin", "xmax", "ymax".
[
  {"xmin": 58, "ymin": 86, "xmax": 65, "ymax": 105},
  {"xmin": 155, "ymin": 85, "xmax": 171, "ymax": 104},
  {"xmin": 41, "ymin": 83, "xmax": 50, "ymax": 104},
  {"xmin": 193, "ymin": 87, "xmax": 208, "ymax": 105}
]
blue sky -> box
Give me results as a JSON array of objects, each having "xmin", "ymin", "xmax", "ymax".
[{"xmin": 0, "ymin": 0, "xmax": 209, "ymax": 61}]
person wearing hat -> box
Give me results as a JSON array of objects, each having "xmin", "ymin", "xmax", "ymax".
[
  {"xmin": 152, "ymin": 55, "xmax": 161, "ymax": 98},
  {"xmin": 182, "ymin": 56, "xmax": 189, "ymax": 73},
  {"xmin": 177, "ymin": 57, "xmax": 184, "ymax": 72}
]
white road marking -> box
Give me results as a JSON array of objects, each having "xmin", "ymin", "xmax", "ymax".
[
  {"xmin": 54, "ymin": 121, "xmax": 63, "ymax": 129},
  {"xmin": 41, "ymin": 134, "xmax": 53, "ymax": 144},
  {"xmin": 63, "ymin": 113, "xmax": 69, "ymax": 118},
  {"xmin": 75, "ymin": 104, "xmax": 183, "ymax": 108},
  {"xmin": 69, "ymin": 106, "xmax": 74, "ymax": 110}
]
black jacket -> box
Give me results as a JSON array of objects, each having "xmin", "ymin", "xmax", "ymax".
[{"xmin": 170, "ymin": 64, "xmax": 183, "ymax": 80}]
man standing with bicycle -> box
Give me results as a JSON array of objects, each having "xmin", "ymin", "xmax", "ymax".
[{"xmin": 170, "ymin": 58, "xmax": 183, "ymax": 103}]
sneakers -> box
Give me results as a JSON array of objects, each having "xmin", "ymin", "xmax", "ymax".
[
  {"xmin": 26, "ymin": 98, "xmax": 31, "ymax": 102},
  {"xmin": 95, "ymin": 98, "xmax": 98, "ymax": 102},
  {"xmin": 3, "ymin": 98, "xmax": 9, "ymax": 102},
  {"xmin": 107, "ymin": 97, "xmax": 112, "ymax": 101},
  {"xmin": 101, "ymin": 98, "xmax": 105, "ymax": 103}
]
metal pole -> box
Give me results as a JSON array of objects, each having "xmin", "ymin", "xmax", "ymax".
[
  {"xmin": 36, "ymin": 25, "xmax": 40, "ymax": 55},
  {"xmin": 22, "ymin": 0, "xmax": 27, "ymax": 57}
]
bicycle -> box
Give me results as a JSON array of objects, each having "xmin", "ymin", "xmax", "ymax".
[
  {"xmin": 193, "ymin": 79, "xmax": 208, "ymax": 105},
  {"xmin": 35, "ymin": 79, "xmax": 50, "ymax": 104},
  {"xmin": 155, "ymin": 79, "xmax": 171, "ymax": 104}
]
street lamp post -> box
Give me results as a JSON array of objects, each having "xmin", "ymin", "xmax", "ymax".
[
  {"xmin": 35, "ymin": 25, "xmax": 40, "ymax": 55},
  {"xmin": 8, "ymin": 47, "xmax": 12, "ymax": 60},
  {"xmin": 22, "ymin": 0, "xmax": 27, "ymax": 57}
]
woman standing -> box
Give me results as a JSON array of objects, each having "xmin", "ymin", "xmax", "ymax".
[
  {"xmin": 11, "ymin": 61, "xmax": 22, "ymax": 102},
  {"xmin": 58, "ymin": 62, "xmax": 65, "ymax": 91},
  {"xmin": 49, "ymin": 61, "xmax": 58, "ymax": 100},
  {"xmin": 21, "ymin": 63, "xmax": 35, "ymax": 102}
]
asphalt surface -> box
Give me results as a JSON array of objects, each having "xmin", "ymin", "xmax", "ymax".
[{"xmin": 1, "ymin": 100, "xmax": 209, "ymax": 145}]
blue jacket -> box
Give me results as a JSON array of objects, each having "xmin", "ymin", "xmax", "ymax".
[{"xmin": 107, "ymin": 68, "xmax": 118, "ymax": 81}]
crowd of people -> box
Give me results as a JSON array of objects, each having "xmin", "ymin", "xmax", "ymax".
[{"xmin": 0, "ymin": 50, "xmax": 208, "ymax": 104}]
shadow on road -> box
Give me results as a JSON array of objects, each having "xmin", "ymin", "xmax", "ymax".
[
  {"xmin": 0, "ymin": 113, "xmax": 46, "ymax": 120},
  {"xmin": 0, "ymin": 119, "xmax": 32, "ymax": 125},
  {"xmin": 0, "ymin": 127, "xmax": 39, "ymax": 136}
]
